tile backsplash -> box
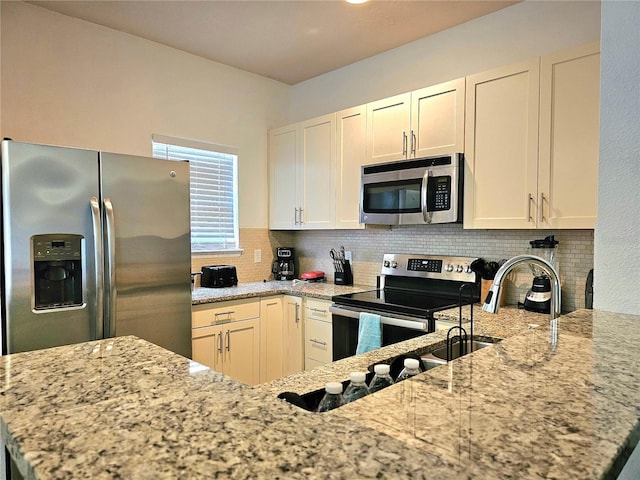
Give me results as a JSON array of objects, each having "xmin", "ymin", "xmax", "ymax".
[
  {"xmin": 293, "ymin": 225, "xmax": 593, "ymax": 313},
  {"xmin": 192, "ymin": 225, "xmax": 593, "ymax": 313}
]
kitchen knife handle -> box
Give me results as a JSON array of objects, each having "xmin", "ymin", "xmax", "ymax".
[
  {"xmin": 90, "ymin": 197, "xmax": 104, "ymax": 340},
  {"xmin": 104, "ymin": 198, "xmax": 117, "ymax": 338}
]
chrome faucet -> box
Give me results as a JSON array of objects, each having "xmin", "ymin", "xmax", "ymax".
[
  {"xmin": 482, "ymin": 255, "xmax": 561, "ymax": 318},
  {"xmin": 482, "ymin": 254, "xmax": 561, "ymax": 348}
]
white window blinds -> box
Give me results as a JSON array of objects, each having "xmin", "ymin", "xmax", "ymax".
[{"xmin": 152, "ymin": 134, "xmax": 239, "ymax": 254}]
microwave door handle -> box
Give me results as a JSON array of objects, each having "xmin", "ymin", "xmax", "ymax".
[{"xmin": 422, "ymin": 170, "xmax": 433, "ymax": 224}]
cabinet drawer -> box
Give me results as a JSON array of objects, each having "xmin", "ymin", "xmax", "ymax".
[
  {"xmin": 192, "ymin": 299, "xmax": 260, "ymax": 328},
  {"xmin": 304, "ymin": 298, "xmax": 332, "ymax": 322},
  {"xmin": 305, "ymin": 317, "xmax": 332, "ymax": 363}
]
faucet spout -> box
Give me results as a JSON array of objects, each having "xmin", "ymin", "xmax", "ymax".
[{"xmin": 481, "ymin": 255, "xmax": 561, "ymax": 321}]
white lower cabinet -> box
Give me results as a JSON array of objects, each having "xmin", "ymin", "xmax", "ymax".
[
  {"xmin": 260, "ymin": 296, "xmax": 284, "ymax": 383},
  {"xmin": 304, "ymin": 298, "xmax": 333, "ymax": 370},
  {"xmin": 191, "ymin": 300, "xmax": 260, "ymax": 386},
  {"xmin": 283, "ymin": 295, "xmax": 304, "ymax": 377}
]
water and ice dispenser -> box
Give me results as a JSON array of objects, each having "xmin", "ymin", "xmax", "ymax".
[{"xmin": 32, "ymin": 234, "xmax": 83, "ymax": 310}]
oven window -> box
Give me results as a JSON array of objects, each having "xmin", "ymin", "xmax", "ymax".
[{"xmin": 363, "ymin": 179, "xmax": 422, "ymax": 213}]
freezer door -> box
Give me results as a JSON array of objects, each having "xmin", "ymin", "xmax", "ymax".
[
  {"xmin": 1, "ymin": 141, "xmax": 100, "ymax": 354},
  {"xmin": 100, "ymin": 152, "xmax": 192, "ymax": 358}
]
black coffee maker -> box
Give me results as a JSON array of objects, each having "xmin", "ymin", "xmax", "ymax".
[{"xmin": 273, "ymin": 247, "xmax": 295, "ymax": 280}]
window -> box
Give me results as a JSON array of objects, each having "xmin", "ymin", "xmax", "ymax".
[{"xmin": 152, "ymin": 134, "xmax": 240, "ymax": 254}]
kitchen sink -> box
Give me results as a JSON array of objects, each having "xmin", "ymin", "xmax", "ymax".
[
  {"xmin": 421, "ymin": 339, "xmax": 499, "ymax": 366},
  {"xmin": 421, "ymin": 357, "xmax": 447, "ymax": 371}
]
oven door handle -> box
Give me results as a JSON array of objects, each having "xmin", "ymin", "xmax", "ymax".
[{"xmin": 329, "ymin": 306, "xmax": 429, "ymax": 331}]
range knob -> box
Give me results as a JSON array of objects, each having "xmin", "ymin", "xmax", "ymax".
[
  {"xmin": 390, "ymin": 261, "xmax": 398, "ymax": 268},
  {"xmin": 383, "ymin": 260, "xmax": 390, "ymax": 268},
  {"xmin": 445, "ymin": 264, "xmax": 454, "ymax": 272},
  {"xmin": 456, "ymin": 265, "xmax": 464, "ymax": 273},
  {"xmin": 465, "ymin": 265, "xmax": 473, "ymax": 273}
]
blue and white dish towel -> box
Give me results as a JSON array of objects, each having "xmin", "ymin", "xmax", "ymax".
[{"xmin": 356, "ymin": 312, "xmax": 382, "ymax": 354}]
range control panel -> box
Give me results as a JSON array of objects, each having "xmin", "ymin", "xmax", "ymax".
[{"xmin": 381, "ymin": 253, "xmax": 478, "ymax": 282}]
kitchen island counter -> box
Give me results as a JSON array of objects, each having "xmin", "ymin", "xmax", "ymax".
[{"xmin": 2, "ymin": 309, "xmax": 639, "ymax": 479}]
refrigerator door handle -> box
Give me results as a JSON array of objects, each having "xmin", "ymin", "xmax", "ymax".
[
  {"xmin": 90, "ymin": 197, "xmax": 104, "ymax": 339},
  {"xmin": 104, "ymin": 197, "xmax": 117, "ymax": 338}
]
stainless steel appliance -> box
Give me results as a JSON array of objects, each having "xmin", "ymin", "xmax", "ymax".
[
  {"xmin": 0, "ymin": 140, "xmax": 192, "ymax": 357},
  {"xmin": 200, "ymin": 265, "xmax": 238, "ymax": 288},
  {"xmin": 273, "ymin": 247, "xmax": 295, "ymax": 281},
  {"xmin": 360, "ymin": 153, "xmax": 463, "ymax": 225},
  {"xmin": 330, "ymin": 253, "xmax": 479, "ymax": 361}
]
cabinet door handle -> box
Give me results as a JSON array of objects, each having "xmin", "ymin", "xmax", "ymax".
[
  {"xmin": 295, "ymin": 303, "xmax": 300, "ymax": 324},
  {"xmin": 527, "ymin": 194, "xmax": 534, "ymax": 222},
  {"xmin": 402, "ymin": 131, "xmax": 407, "ymax": 156},
  {"xmin": 225, "ymin": 330, "xmax": 231, "ymax": 352},
  {"xmin": 540, "ymin": 192, "xmax": 546, "ymax": 222},
  {"xmin": 294, "ymin": 207, "xmax": 299, "ymax": 225},
  {"xmin": 299, "ymin": 207, "xmax": 304, "ymax": 224},
  {"xmin": 217, "ymin": 332, "xmax": 223, "ymax": 354},
  {"xmin": 411, "ymin": 130, "xmax": 416, "ymax": 156}
]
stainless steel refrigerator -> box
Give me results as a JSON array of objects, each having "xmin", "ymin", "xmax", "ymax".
[{"xmin": 0, "ymin": 140, "xmax": 192, "ymax": 357}]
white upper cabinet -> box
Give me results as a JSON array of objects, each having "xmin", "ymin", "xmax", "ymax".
[
  {"xmin": 366, "ymin": 79, "xmax": 465, "ymax": 164},
  {"xmin": 464, "ymin": 42, "xmax": 600, "ymax": 230},
  {"xmin": 300, "ymin": 114, "xmax": 336, "ymax": 229},
  {"xmin": 269, "ymin": 110, "xmax": 364, "ymax": 230},
  {"xmin": 335, "ymin": 105, "xmax": 366, "ymax": 229},
  {"xmin": 268, "ymin": 114, "xmax": 336, "ymax": 230},
  {"xmin": 464, "ymin": 59, "xmax": 541, "ymax": 229},
  {"xmin": 365, "ymin": 93, "xmax": 411, "ymax": 164},
  {"xmin": 268, "ymin": 124, "xmax": 299, "ymax": 229},
  {"xmin": 538, "ymin": 42, "xmax": 600, "ymax": 229},
  {"xmin": 411, "ymin": 78, "xmax": 465, "ymax": 158}
]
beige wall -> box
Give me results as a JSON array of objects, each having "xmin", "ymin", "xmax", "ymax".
[
  {"xmin": 289, "ymin": 1, "xmax": 601, "ymax": 122},
  {"xmin": 0, "ymin": 2, "xmax": 289, "ymax": 230},
  {"xmin": 192, "ymin": 228, "xmax": 294, "ymax": 284}
]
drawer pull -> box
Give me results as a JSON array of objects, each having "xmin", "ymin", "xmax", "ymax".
[
  {"xmin": 309, "ymin": 308, "xmax": 327, "ymax": 315},
  {"xmin": 310, "ymin": 338, "xmax": 327, "ymax": 347},
  {"xmin": 213, "ymin": 310, "xmax": 234, "ymax": 323}
]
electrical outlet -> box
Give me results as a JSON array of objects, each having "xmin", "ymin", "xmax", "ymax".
[
  {"xmin": 345, "ymin": 251, "xmax": 352, "ymax": 262},
  {"xmin": 254, "ymin": 249, "xmax": 261, "ymax": 263}
]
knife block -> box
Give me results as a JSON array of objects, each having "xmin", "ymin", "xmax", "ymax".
[{"xmin": 334, "ymin": 260, "xmax": 353, "ymax": 286}]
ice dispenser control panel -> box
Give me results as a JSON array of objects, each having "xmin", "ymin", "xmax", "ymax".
[{"xmin": 32, "ymin": 234, "xmax": 83, "ymax": 310}]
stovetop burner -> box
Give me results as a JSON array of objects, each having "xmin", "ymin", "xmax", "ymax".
[
  {"xmin": 332, "ymin": 289, "xmax": 467, "ymax": 318},
  {"xmin": 332, "ymin": 253, "xmax": 480, "ymax": 318}
]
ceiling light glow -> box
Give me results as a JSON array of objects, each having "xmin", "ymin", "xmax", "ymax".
[{"xmin": 346, "ymin": 0, "xmax": 369, "ymax": 4}]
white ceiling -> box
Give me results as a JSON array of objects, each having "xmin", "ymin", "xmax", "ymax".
[{"xmin": 28, "ymin": 0, "xmax": 519, "ymax": 85}]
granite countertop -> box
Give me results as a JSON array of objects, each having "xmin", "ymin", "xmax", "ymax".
[
  {"xmin": 192, "ymin": 280, "xmax": 370, "ymax": 304},
  {"xmin": 1, "ymin": 309, "xmax": 639, "ymax": 479}
]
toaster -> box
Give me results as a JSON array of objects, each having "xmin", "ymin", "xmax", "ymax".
[{"xmin": 200, "ymin": 265, "xmax": 238, "ymax": 288}]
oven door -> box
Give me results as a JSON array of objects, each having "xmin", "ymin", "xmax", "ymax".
[{"xmin": 330, "ymin": 305, "xmax": 433, "ymax": 361}]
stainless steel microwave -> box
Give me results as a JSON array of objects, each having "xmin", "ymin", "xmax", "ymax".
[{"xmin": 360, "ymin": 153, "xmax": 463, "ymax": 225}]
